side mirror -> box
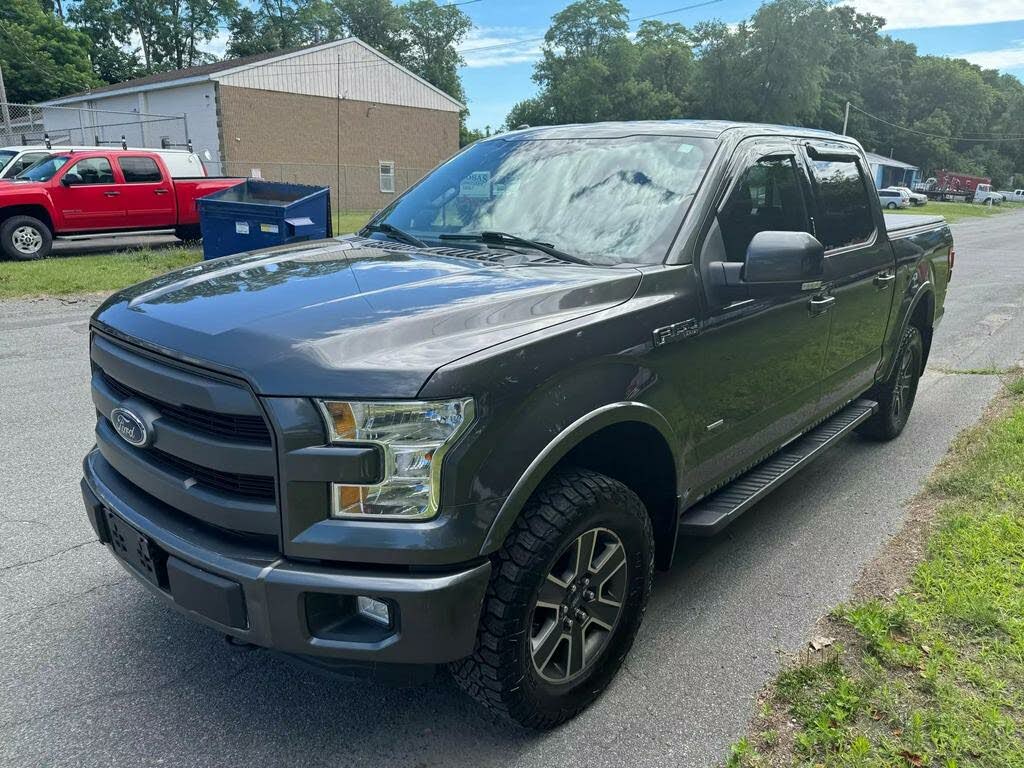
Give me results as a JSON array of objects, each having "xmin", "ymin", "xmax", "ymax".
[
  {"xmin": 743, "ymin": 231, "xmax": 824, "ymax": 284},
  {"xmin": 61, "ymin": 173, "xmax": 81, "ymax": 187},
  {"xmin": 706, "ymin": 231, "xmax": 825, "ymax": 301}
]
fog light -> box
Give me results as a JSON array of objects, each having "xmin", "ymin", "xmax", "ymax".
[{"xmin": 357, "ymin": 596, "xmax": 391, "ymax": 626}]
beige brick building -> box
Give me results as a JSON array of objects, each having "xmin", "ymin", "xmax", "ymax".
[{"xmin": 43, "ymin": 39, "xmax": 463, "ymax": 211}]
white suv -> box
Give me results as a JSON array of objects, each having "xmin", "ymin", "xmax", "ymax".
[{"xmin": 878, "ymin": 189, "xmax": 910, "ymax": 209}]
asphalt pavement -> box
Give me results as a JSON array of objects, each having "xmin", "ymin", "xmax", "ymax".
[{"xmin": 1, "ymin": 211, "xmax": 1022, "ymax": 767}]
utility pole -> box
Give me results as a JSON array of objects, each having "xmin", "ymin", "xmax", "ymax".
[
  {"xmin": 0, "ymin": 63, "xmax": 13, "ymax": 141},
  {"xmin": 842, "ymin": 100, "xmax": 850, "ymax": 136}
]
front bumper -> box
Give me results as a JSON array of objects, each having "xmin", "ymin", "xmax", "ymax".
[{"xmin": 82, "ymin": 449, "xmax": 491, "ymax": 664}]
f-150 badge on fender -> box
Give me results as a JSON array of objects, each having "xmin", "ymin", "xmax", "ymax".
[{"xmin": 653, "ymin": 318, "xmax": 700, "ymax": 347}]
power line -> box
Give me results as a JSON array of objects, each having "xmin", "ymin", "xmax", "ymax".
[{"xmin": 849, "ymin": 103, "xmax": 1024, "ymax": 143}]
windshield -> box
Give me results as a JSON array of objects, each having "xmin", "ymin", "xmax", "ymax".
[
  {"xmin": 374, "ymin": 135, "xmax": 715, "ymax": 265},
  {"xmin": 17, "ymin": 155, "xmax": 69, "ymax": 181}
]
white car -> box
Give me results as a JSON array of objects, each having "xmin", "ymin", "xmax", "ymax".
[
  {"xmin": 996, "ymin": 189, "xmax": 1024, "ymax": 202},
  {"xmin": 884, "ymin": 185, "xmax": 927, "ymax": 206},
  {"xmin": 0, "ymin": 145, "xmax": 208, "ymax": 180},
  {"xmin": 878, "ymin": 189, "xmax": 910, "ymax": 209}
]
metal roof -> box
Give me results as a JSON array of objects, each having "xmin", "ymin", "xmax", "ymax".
[
  {"xmin": 864, "ymin": 151, "xmax": 918, "ymax": 171},
  {"xmin": 41, "ymin": 38, "xmax": 464, "ymax": 111}
]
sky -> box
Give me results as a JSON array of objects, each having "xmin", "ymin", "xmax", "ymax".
[{"xmin": 453, "ymin": 0, "xmax": 1024, "ymax": 130}]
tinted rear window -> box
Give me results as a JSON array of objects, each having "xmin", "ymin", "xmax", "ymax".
[
  {"xmin": 808, "ymin": 158, "xmax": 874, "ymax": 249},
  {"xmin": 119, "ymin": 156, "xmax": 162, "ymax": 183}
]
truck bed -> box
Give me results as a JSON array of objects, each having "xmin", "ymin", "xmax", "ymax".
[{"xmin": 884, "ymin": 213, "xmax": 945, "ymax": 235}]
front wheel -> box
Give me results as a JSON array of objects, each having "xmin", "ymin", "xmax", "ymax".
[
  {"xmin": 886, "ymin": 202, "xmax": 898, "ymax": 209},
  {"xmin": 451, "ymin": 468, "xmax": 654, "ymax": 729},
  {"xmin": 1, "ymin": 215, "xmax": 52, "ymax": 261},
  {"xmin": 858, "ymin": 326, "xmax": 923, "ymax": 441}
]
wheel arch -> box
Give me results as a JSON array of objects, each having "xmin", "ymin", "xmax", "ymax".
[
  {"xmin": 0, "ymin": 205, "xmax": 54, "ymax": 232},
  {"xmin": 480, "ymin": 402, "xmax": 681, "ymax": 570}
]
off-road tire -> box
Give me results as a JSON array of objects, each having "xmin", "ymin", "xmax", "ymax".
[
  {"xmin": 1, "ymin": 215, "xmax": 52, "ymax": 261},
  {"xmin": 450, "ymin": 468, "xmax": 654, "ymax": 729},
  {"xmin": 858, "ymin": 325, "xmax": 923, "ymax": 441}
]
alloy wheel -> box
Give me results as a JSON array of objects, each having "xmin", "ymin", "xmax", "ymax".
[
  {"xmin": 891, "ymin": 346, "xmax": 916, "ymax": 423},
  {"xmin": 529, "ymin": 527, "xmax": 628, "ymax": 684}
]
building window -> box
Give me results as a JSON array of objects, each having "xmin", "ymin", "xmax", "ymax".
[{"xmin": 379, "ymin": 161, "xmax": 395, "ymax": 194}]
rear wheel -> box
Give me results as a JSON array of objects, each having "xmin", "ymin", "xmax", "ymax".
[
  {"xmin": 886, "ymin": 201, "xmax": 898, "ymax": 209},
  {"xmin": 858, "ymin": 326, "xmax": 923, "ymax": 441},
  {"xmin": 451, "ymin": 468, "xmax": 654, "ymax": 729},
  {"xmin": 1, "ymin": 215, "xmax": 52, "ymax": 261}
]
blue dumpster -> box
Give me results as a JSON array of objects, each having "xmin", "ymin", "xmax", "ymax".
[{"xmin": 197, "ymin": 180, "xmax": 332, "ymax": 260}]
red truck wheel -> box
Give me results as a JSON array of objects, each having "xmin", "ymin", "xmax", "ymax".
[{"xmin": 1, "ymin": 216, "xmax": 52, "ymax": 261}]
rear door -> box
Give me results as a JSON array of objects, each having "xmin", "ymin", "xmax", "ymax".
[
  {"xmin": 51, "ymin": 155, "xmax": 127, "ymax": 231},
  {"xmin": 116, "ymin": 155, "xmax": 176, "ymax": 228},
  {"xmin": 801, "ymin": 142, "xmax": 896, "ymax": 410}
]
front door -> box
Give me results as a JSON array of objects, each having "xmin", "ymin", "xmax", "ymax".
[
  {"xmin": 801, "ymin": 143, "xmax": 896, "ymax": 409},
  {"xmin": 52, "ymin": 156, "xmax": 127, "ymax": 231},
  {"xmin": 690, "ymin": 141, "xmax": 831, "ymax": 492},
  {"xmin": 116, "ymin": 155, "xmax": 176, "ymax": 228}
]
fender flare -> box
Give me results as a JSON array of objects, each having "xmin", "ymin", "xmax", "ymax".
[
  {"xmin": 882, "ymin": 282, "xmax": 935, "ymax": 381},
  {"xmin": 478, "ymin": 401, "xmax": 680, "ymax": 556}
]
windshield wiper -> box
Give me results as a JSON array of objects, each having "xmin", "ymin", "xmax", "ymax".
[
  {"xmin": 438, "ymin": 231, "xmax": 590, "ymax": 265},
  {"xmin": 362, "ymin": 223, "xmax": 427, "ymax": 249}
]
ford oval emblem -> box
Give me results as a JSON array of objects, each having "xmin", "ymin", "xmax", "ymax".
[{"xmin": 110, "ymin": 407, "xmax": 149, "ymax": 448}]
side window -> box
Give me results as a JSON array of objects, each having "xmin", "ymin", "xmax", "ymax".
[
  {"xmin": 66, "ymin": 157, "xmax": 115, "ymax": 185},
  {"xmin": 808, "ymin": 158, "xmax": 874, "ymax": 250},
  {"xmin": 379, "ymin": 161, "xmax": 395, "ymax": 194},
  {"xmin": 118, "ymin": 157, "xmax": 162, "ymax": 183},
  {"xmin": 10, "ymin": 153, "xmax": 49, "ymax": 176},
  {"xmin": 718, "ymin": 156, "xmax": 809, "ymax": 262}
]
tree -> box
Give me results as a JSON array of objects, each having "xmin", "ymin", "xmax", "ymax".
[
  {"xmin": 66, "ymin": 0, "xmax": 144, "ymax": 83},
  {"xmin": 0, "ymin": 0, "xmax": 98, "ymax": 102},
  {"xmin": 226, "ymin": 0, "xmax": 315, "ymax": 58}
]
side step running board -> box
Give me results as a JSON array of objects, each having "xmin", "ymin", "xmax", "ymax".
[{"xmin": 679, "ymin": 399, "xmax": 879, "ymax": 537}]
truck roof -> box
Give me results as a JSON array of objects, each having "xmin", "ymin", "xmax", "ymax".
[{"xmin": 493, "ymin": 119, "xmax": 858, "ymax": 145}]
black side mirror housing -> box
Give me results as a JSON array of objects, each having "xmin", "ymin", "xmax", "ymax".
[
  {"xmin": 61, "ymin": 173, "xmax": 80, "ymax": 187},
  {"xmin": 743, "ymin": 231, "xmax": 824, "ymax": 284},
  {"xmin": 706, "ymin": 230, "xmax": 825, "ymax": 302}
]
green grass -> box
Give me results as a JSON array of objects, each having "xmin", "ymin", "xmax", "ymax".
[
  {"xmin": 729, "ymin": 373, "xmax": 1024, "ymax": 768},
  {"xmin": 0, "ymin": 247, "xmax": 201, "ymax": 299},
  {"xmin": 887, "ymin": 200, "xmax": 1014, "ymax": 224},
  {"xmin": 333, "ymin": 210, "xmax": 373, "ymax": 234}
]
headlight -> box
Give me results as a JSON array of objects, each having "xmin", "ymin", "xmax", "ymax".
[{"xmin": 317, "ymin": 398, "xmax": 474, "ymax": 520}]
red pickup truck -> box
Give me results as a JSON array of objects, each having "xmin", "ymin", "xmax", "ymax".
[{"xmin": 0, "ymin": 149, "xmax": 243, "ymax": 260}]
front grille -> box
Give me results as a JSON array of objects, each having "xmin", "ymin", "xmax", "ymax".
[
  {"xmin": 91, "ymin": 333, "xmax": 279, "ymax": 537},
  {"xmin": 102, "ymin": 371, "xmax": 271, "ymax": 444},
  {"xmin": 149, "ymin": 446, "xmax": 276, "ymax": 500}
]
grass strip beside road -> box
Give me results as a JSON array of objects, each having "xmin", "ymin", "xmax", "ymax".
[
  {"xmin": 887, "ymin": 200, "xmax": 1020, "ymax": 224},
  {"xmin": 729, "ymin": 373, "xmax": 1024, "ymax": 767},
  {"xmin": 0, "ymin": 247, "xmax": 201, "ymax": 299}
]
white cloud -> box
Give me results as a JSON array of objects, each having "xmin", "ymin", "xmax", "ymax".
[
  {"xmin": 458, "ymin": 27, "xmax": 545, "ymax": 68},
  {"xmin": 842, "ymin": 0, "xmax": 1024, "ymax": 29},
  {"xmin": 951, "ymin": 42, "xmax": 1024, "ymax": 70}
]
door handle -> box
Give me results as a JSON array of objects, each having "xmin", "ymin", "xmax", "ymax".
[
  {"xmin": 104, "ymin": 191, "xmax": 120, "ymax": 197},
  {"xmin": 154, "ymin": 188, "xmax": 169, "ymax": 195},
  {"xmin": 874, "ymin": 272, "xmax": 895, "ymax": 289},
  {"xmin": 808, "ymin": 295, "xmax": 836, "ymax": 315}
]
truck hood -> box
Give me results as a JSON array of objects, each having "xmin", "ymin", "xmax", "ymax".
[{"xmin": 92, "ymin": 237, "xmax": 642, "ymax": 397}]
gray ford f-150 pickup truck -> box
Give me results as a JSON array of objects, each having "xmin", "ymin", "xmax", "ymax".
[{"xmin": 81, "ymin": 120, "xmax": 952, "ymax": 728}]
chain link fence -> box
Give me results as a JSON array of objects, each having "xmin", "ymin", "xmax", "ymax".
[{"xmin": 0, "ymin": 102, "xmax": 190, "ymax": 151}]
